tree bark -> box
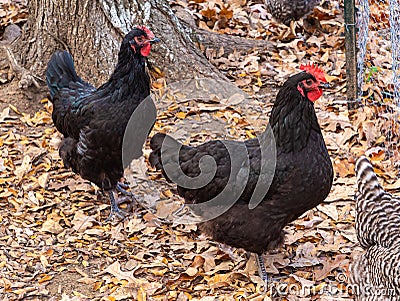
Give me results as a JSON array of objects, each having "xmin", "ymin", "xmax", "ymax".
[{"xmin": 16, "ymin": 0, "xmax": 231, "ymax": 86}]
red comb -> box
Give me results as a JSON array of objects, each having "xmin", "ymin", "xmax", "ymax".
[
  {"xmin": 136, "ymin": 25, "xmax": 155, "ymax": 39},
  {"xmin": 300, "ymin": 63, "xmax": 327, "ymax": 83}
]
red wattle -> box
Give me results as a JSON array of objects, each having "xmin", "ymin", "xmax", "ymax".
[
  {"xmin": 307, "ymin": 89, "xmax": 322, "ymax": 102},
  {"xmin": 140, "ymin": 44, "xmax": 151, "ymax": 57}
]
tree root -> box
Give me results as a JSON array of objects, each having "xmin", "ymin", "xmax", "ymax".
[
  {"xmin": 0, "ymin": 24, "xmax": 42, "ymax": 89},
  {"xmin": 179, "ymin": 19, "xmax": 275, "ymax": 56},
  {"xmin": 4, "ymin": 46, "xmax": 42, "ymax": 89}
]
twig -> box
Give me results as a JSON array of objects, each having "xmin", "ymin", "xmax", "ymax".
[{"xmin": 28, "ymin": 202, "xmax": 58, "ymax": 212}]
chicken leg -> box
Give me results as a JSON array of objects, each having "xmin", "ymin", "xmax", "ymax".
[{"xmin": 256, "ymin": 253, "xmax": 269, "ymax": 283}]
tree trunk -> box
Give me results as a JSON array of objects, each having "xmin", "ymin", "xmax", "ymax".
[{"xmin": 17, "ymin": 0, "xmax": 228, "ymax": 85}]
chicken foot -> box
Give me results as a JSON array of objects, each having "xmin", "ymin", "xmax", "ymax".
[
  {"xmin": 105, "ymin": 190, "xmax": 135, "ymax": 221},
  {"xmin": 116, "ymin": 182, "xmax": 132, "ymax": 196}
]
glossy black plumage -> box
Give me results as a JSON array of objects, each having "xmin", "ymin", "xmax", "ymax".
[
  {"xmin": 46, "ymin": 27, "xmax": 157, "ymax": 218},
  {"xmin": 150, "ymin": 71, "xmax": 333, "ymax": 254}
]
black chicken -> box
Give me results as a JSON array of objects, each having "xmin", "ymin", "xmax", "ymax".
[
  {"xmin": 351, "ymin": 156, "xmax": 400, "ymax": 300},
  {"xmin": 265, "ymin": 0, "xmax": 320, "ymax": 26},
  {"xmin": 46, "ymin": 26, "xmax": 160, "ymax": 220},
  {"xmin": 149, "ymin": 63, "xmax": 333, "ymax": 280}
]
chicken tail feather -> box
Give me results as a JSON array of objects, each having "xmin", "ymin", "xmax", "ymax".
[
  {"xmin": 355, "ymin": 156, "xmax": 385, "ymax": 201},
  {"xmin": 46, "ymin": 50, "xmax": 81, "ymax": 99},
  {"xmin": 149, "ymin": 132, "xmax": 185, "ymax": 169}
]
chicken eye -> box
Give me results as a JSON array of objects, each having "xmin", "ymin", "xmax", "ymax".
[
  {"xmin": 306, "ymin": 79, "xmax": 313, "ymax": 86},
  {"xmin": 135, "ymin": 36, "xmax": 145, "ymax": 43}
]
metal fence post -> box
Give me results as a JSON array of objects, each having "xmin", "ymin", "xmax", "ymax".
[{"xmin": 344, "ymin": 0, "xmax": 359, "ymax": 110}]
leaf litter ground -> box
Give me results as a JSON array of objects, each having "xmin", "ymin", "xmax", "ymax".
[{"xmin": 1, "ymin": 0, "xmax": 399, "ymax": 300}]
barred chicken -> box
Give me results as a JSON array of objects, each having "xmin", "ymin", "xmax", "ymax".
[
  {"xmin": 46, "ymin": 26, "xmax": 160, "ymax": 221},
  {"xmin": 351, "ymin": 156, "xmax": 400, "ymax": 300},
  {"xmin": 265, "ymin": 0, "xmax": 320, "ymax": 25},
  {"xmin": 150, "ymin": 63, "xmax": 333, "ymax": 281}
]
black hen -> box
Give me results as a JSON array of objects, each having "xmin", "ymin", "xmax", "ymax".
[
  {"xmin": 265, "ymin": 0, "xmax": 320, "ymax": 26},
  {"xmin": 149, "ymin": 63, "xmax": 333, "ymax": 280},
  {"xmin": 351, "ymin": 156, "xmax": 400, "ymax": 300},
  {"xmin": 46, "ymin": 26, "xmax": 159, "ymax": 220}
]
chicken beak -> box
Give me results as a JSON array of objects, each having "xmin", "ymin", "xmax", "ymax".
[
  {"xmin": 149, "ymin": 37, "xmax": 161, "ymax": 44},
  {"xmin": 319, "ymin": 82, "xmax": 331, "ymax": 89}
]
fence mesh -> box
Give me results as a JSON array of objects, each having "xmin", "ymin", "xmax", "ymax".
[{"xmin": 356, "ymin": 0, "xmax": 400, "ymax": 162}]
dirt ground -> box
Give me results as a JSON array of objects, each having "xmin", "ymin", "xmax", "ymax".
[{"xmin": 0, "ymin": 80, "xmax": 47, "ymax": 113}]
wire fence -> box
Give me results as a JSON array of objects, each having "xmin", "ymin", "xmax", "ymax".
[{"xmin": 356, "ymin": 0, "xmax": 400, "ymax": 161}]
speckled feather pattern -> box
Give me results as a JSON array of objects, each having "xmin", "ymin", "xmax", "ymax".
[
  {"xmin": 264, "ymin": 0, "xmax": 320, "ymax": 25},
  {"xmin": 351, "ymin": 156, "xmax": 400, "ymax": 300}
]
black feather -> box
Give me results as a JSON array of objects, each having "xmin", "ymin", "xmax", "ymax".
[
  {"xmin": 46, "ymin": 27, "xmax": 155, "ymax": 194},
  {"xmin": 46, "ymin": 51, "xmax": 85, "ymax": 99},
  {"xmin": 150, "ymin": 71, "xmax": 333, "ymax": 254}
]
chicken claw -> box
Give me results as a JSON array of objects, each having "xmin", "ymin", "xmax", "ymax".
[
  {"xmin": 116, "ymin": 182, "xmax": 133, "ymax": 196},
  {"xmin": 105, "ymin": 190, "xmax": 135, "ymax": 222}
]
